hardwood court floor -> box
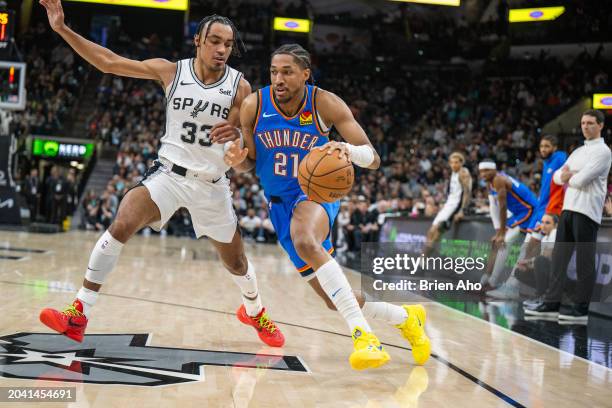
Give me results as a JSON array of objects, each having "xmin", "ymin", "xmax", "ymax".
[{"xmin": 0, "ymin": 231, "xmax": 611, "ymax": 407}]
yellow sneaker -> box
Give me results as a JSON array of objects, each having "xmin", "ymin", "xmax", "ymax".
[
  {"xmin": 349, "ymin": 327, "xmax": 390, "ymax": 370},
  {"xmin": 396, "ymin": 304, "xmax": 431, "ymax": 365}
]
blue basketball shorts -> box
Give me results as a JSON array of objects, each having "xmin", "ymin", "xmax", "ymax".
[{"xmin": 268, "ymin": 192, "xmax": 340, "ymax": 279}]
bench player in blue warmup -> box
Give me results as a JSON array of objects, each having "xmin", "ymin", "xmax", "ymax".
[
  {"xmin": 479, "ymin": 160, "xmax": 538, "ymax": 288},
  {"xmin": 225, "ymin": 44, "xmax": 430, "ymax": 370}
]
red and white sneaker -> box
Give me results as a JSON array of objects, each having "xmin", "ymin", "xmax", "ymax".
[
  {"xmin": 39, "ymin": 300, "xmax": 88, "ymax": 343},
  {"xmin": 236, "ymin": 305, "xmax": 285, "ymax": 348}
]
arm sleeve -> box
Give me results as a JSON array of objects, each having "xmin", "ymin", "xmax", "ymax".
[
  {"xmin": 489, "ymin": 194, "xmax": 501, "ymax": 230},
  {"xmin": 568, "ymin": 148, "xmax": 612, "ymax": 189}
]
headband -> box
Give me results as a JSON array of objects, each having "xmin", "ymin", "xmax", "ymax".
[{"xmin": 478, "ymin": 162, "xmax": 497, "ymax": 170}]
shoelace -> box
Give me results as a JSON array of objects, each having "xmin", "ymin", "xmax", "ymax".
[
  {"xmin": 63, "ymin": 304, "xmax": 84, "ymax": 317},
  {"xmin": 354, "ymin": 333, "xmax": 381, "ymax": 349},
  {"xmin": 256, "ymin": 313, "xmax": 277, "ymax": 333}
]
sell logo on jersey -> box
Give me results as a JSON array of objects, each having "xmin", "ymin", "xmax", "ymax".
[{"xmin": 299, "ymin": 111, "xmax": 313, "ymax": 126}]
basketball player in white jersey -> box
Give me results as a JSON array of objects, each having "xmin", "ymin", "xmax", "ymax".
[
  {"xmin": 37, "ymin": 0, "xmax": 285, "ymax": 348},
  {"xmin": 423, "ymin": 152, "xmax": 472, "ymax": 257}
]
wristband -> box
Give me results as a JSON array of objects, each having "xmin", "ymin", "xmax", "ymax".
[{"xmin": 344, "ymin": 143, "xmax": 375, "ymax": 168}]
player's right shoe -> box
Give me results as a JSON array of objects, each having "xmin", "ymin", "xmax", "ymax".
[
  {"xmin": 39, "ymin": 300, "xmax": 88, "ymax": 343},
  {"xmin": 349, "ymin": 327, "xmax": 390, "ymax": 370},
  {"xmin": 396, "ymin": 304, "xmax": 431, "ymax": 365},
  {"xmin": 236, "ymin": 305, "xmax": 285, "ymax": 348}
]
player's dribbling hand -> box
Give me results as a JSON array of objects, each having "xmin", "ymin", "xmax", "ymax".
[
  {"xmin": 39, "ymin": 0, "xmax": 66, "ymax": 33},
  {"xmin": 224, "ymin": 141, "xmax": 249, "ymax": 167},
  {"xmin": 317, "ymin": 141, "xmax": 350, "ymax": 162},
  {"xmin": 211, "ymin": 120, "xmax": 241, "ymax": 144}
]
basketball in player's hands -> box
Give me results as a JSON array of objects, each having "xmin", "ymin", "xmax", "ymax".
[{"xmin": 298, "ymin": 149, "xmax": 354, "ymax": 203}]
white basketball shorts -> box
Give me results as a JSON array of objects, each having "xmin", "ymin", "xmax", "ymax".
[
  {"xmin": 140, "ymin": 161, "xmax": 237, "ymax": 243},
  {"xmin": 432, "ymin": 200, "xmax": 461, "ymax": 227}
]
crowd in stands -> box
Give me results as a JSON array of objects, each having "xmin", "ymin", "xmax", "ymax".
[
  {"xmin": 11, "ymin": 22, "xmax": 86, "ymax": 139},
  {"xmin": 6, "ymin": 1, "xmax": 612, "ymax": 250},
  {"xmin": 75, "ymin": 1, "xmax": 612, "ymax": 252},
  {"xmin": 3, "ymin": 22, "xmax": 87, "ymax": 224}
]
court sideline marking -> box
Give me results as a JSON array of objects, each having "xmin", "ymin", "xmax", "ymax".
[
  {"xmin": 0, "ymin": 279, "xmax": 525, "ymax": 407},
  {"xmin": 343, "ymin": 266, "xmax": 612, "ymax": 374}
]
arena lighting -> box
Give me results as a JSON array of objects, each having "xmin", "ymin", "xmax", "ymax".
[
  {"xmin": 273, "ymin": 17, "xmax": 311, "ymax": 33},
  {"xmin": 508, "ymin": 6, "xmax": 565, "ymax": 23},
  {"xmin": 64, "ymin": 0, "xmax": 188, "ymax": 11},
  {"xmin": 389, "ymin": 0, "xmax": 460, "ymax": 6},
  {"xmin": 593, "ymin": 94, "xmax": 612, "ymax": 110}
]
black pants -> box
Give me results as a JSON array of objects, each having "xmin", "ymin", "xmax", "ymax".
[
  {"xmin": 544, "ymin": 210, "xmax": 599, "ymax": 304},
  {"xmin": 515, "ymin": 255, "xmax": 551, "ymax": 297}
]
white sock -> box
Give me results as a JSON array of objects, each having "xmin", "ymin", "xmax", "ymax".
[
  {"xmin": 232, "ymin": 260, "xmax": 263, "ymax": 317},
  {"xmin": 76, "ymin": 287, "xmax": 98, "ymax": 316},
  {"xmin": 316, "ymin": 259, "xmax": 371, "ymax": 333},
  {"xmin": 362, "ymin": 302, "xmax": 408, "ymax": 326},
  {"xmin": 84, "ymin": 230, "xmax": 124, "ymax": 285}
]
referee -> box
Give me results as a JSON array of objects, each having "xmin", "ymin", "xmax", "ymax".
[{"xmin": 525, "ymin": 110, "xmax": 611, "ymax": 321}]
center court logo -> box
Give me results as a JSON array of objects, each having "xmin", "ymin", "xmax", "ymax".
[{"xmin": 0, "ymin": 333, "xmax": 307, "ymax": 386}]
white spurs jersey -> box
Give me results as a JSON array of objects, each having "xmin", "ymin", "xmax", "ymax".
[
  {"xmin": 158, "ymin": 58, "xmax": 243, "ymax": 177},
  {"xmin": 445, "ymin": 170, "xmax": 463, "ymax": 208}
]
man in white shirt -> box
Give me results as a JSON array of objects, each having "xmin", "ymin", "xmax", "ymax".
[{"xmin": 525, "ymin": 110, "xmax": 612, "ymax": 321}]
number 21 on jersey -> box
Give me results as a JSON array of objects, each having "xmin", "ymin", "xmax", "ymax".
[{"xmin": 274, "ymin": 153, "xmax": 299, "ymax": 177}]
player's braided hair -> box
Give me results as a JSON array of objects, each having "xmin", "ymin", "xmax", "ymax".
[
  {"xmin": 271, "ymin": 44, "xmax": 314, "ymax": 84},
  {"xmin": 196, "ymin": 15, "xmax": 246, "ymax": 57}
]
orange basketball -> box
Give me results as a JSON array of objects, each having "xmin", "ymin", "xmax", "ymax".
[{"xmin": 298, "ymin": 148, "xmax": 354, "ymax": 203}]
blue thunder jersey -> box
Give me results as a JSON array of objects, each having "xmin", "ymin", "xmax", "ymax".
[
  {"xmin": 529, "ymin": 150, "xmax": 568, "ymax": 231},
  {"xmin": 254, "ymin": 85, "xmax": 330, "ymax": 197},
  {"xmin": 489, "ymin": 172, "xmax": 537, "ymax": 228},
  {"xmin": 253, "ymin": 84, "xmax": 337, "ymax": 278}
]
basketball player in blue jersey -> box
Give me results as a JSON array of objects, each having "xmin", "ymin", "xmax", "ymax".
[
  {"xmin": 225, "ymin": 44, "xmax": 430, "ymax": 370},
  {"xmin": 487, "ymin": 136, "xmax": 567, "ymax": 299},
  {"xmin": 38, "ymin": 0, "xmax": 284, "ymax": 348},
  {"xmin": 478, "ymin": 160, "xmax": 538, "ymax": 289}
]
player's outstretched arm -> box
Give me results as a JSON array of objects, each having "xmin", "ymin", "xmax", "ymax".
[
  {"xmin": 39, "ymin": 0, "xmax": 175, "ymax": 86},
  {"xmin": 315, "ymin": 89, "xmax": 381, "ymax": 170},
  {"xmin": 224, "ymin": 92, "xmax": 257, "ymax": 173}
]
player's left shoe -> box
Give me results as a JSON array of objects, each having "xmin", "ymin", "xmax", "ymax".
[
  {"xmin": 396, "ymin": 304, "xmax": 431, "ymax": 365},
  {"xmin": 236, "ymin": 305, "xmax": 285, "ymax": 347},
  {"xmin": 349, "ymin": 327, "xmax": 390, "ymax": 370},
  {"xmin": 39, "ymin": 300, "xmax": 88, "ymax": 343}
]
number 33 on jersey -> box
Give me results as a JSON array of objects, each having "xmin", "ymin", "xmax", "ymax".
[{"xmin": 158, "ymin": 58, "xmax": 243, "ymax": 176}]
